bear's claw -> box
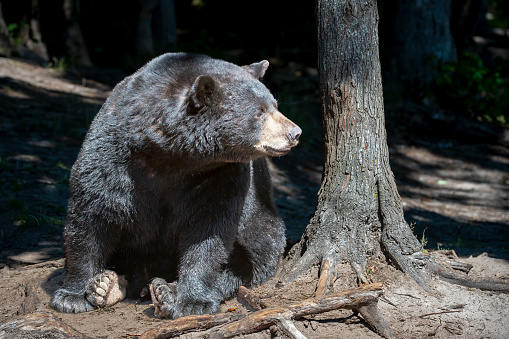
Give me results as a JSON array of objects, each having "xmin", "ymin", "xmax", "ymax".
[{"xmin": 149, "ymin": 277, "xmax": 219, "ymax": 319}]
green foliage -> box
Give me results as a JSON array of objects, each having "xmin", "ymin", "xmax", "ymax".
[
  {"xmin": 6, "ymin": 21, "xmax": 25, "ymax": 46},
  {"xmin": 432, "ymin": 53, "xmax": 509, "ymax": 126},
  {"xmin": 47, "ymin": 57, "xmax": 68, "ymax": 71},
  {"xmin": 488, "ymin": 0, "xmax": 509, "ymax": 28},
  {"xmin": 15, "ymin": 211, "xmax": 65, "ymax": 230}
]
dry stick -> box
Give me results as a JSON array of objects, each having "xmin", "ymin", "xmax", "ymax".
[
  {"xmin": 277, "ymin": 319, "xmax": 308, "ymax": 339},
  {"xmin": 138, "ymin": 313, "xmax": 244, "ymax": 339},
  {"xmin": 203, "ymin": 283, "xmax": 383, "ymax": 339},
  {"xmin": 419, "ymin": 310, "xmax": 463, "ymax": 318},
  {"xmin": 315, "ymin": 259, "xmax": 396, "ymax": 339},
  {"xmin": 238, "ymin": 286, "xmax": 307, "ymax": 339}
]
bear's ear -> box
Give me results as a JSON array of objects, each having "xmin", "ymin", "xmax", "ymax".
[
  {"xmin": 243, "ymin": 60, "xmax": 269, "ymax": 79},
  {"xmin": 187, "ymin": 75, "xmax": 220, "ymax": 114}
]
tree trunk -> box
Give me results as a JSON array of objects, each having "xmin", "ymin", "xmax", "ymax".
[
  {"xmin": 380, "ymin": 0, "xmax": 457, "ymax": 100},
  {"xmin": 63, "ymin": 0, "xmax": 92, "ymax": 66},
  {"xmin": 277, "ymin": 0, "xmax": 429, "ymax": 292},
  {"xmin": 0, "ymin": 3, "xmax": 12, "ymax": 57},
  {"xmin": 136, "ymin": 0, "xmax": 177, "ymax": 57}
]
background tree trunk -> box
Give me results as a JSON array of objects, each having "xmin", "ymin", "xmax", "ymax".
[
  {"xmin": 62, "ymin": 0, "xmax": 92, "ymax": 66},
  {"xmin": 277, "ymin": 0, "xmax": 429, "ymax": 292},
  {"xmin": 380, "ymin": 0, "xmax": 457, "ymax": 100},
  {"xmin": 0, "ymin": 2, "xmax": 12, "ymax": 57},
  {"xmin": 136, "ymin": 0, "xmax": 177, "ymax": 57}
]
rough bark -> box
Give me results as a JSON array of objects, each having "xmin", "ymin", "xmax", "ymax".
[{"xmin": 277, "ymin": 0, "xmax": 429, "ymax": 293}]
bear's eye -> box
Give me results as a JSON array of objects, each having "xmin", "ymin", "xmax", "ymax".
[{"xmin": 254, "ymin": 107, "xmax": 267, "ymax": 120}]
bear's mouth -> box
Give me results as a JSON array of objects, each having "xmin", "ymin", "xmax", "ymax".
[{"xmin": 263, "ymin": 146, "xmax": 292, "ymax": 156}]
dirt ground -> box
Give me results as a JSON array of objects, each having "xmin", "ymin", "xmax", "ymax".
[{"xmin": 0, "ymin": 57, "xmax": 508, "ymax": 338}]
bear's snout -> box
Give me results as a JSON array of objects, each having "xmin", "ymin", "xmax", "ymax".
[
  {"xmin": 288, "ymin": 126, "xmax": 302, "ymax": 144},
  {"xmin": 254, "ymin": 110, "xmax": 301, "ymax": 157}
]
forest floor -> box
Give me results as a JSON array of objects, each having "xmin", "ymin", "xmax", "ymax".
[{"xmin": 0, "ymin": 56, "xmax": 508, "ymax": 338}]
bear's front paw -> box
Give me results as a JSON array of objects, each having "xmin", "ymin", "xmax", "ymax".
[
  {"xmin": 85, "ymin": 270, "xmax": 127, "ymax": 308},
  {"xmin": 51, "ymin": 288, "xmax": 95, "ymax": 313},
  {"xmin": 148, "ymin": 278, "xmax": 219, "ymax": 319}
]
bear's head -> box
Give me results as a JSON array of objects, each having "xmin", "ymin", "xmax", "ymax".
[{"xmin": 185, "ymin": 60, "xmax": 302, "ymax": 162}]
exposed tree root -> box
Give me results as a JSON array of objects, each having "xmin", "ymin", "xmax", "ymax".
[
  {"xmin": 428, "ymin": 260, "xmax": 509, "ymax": 293},
  {"xmin": 315, "ymin": 253, "xmax": 337, "ymax": 296},
  {"xmin": 237, "ymin": 286, "xmax": 269, "ymax": 311},
  {"xmin": 381, "ymin": 238, "xmax": 432, "ymax": 293},
  {"xmin": 358, "ymin": 304, "xmax": 398, "ymax": 339},
  {"xmin": 277, "ymin": 246, "xmax": 321, "ymax": 285},
  {"xmin": 377, "ymin": 174, "xmax": 432, "ymax": 293}
]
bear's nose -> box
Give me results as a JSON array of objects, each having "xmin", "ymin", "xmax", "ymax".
[{"xmin": 288, "ymin": 126, "xmax": 302, "ymax": 143}]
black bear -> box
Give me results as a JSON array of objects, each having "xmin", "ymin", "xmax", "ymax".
[{"xmin": 50, "ymin": 53, "xmax": 301, "ymax": 319}]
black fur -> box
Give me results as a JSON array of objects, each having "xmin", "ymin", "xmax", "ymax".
[{"xmin": 50, "ymin": 53, "xmax": 300, "ymax": 318}]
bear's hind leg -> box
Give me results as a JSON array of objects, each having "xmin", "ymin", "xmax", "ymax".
[
  {"xmin": 149, "ymin": 278, "xmax": 177, "ymax": 318},
  {"xmin": 148, "ymin": 276, "xmax": 222, "ymax": 319}
]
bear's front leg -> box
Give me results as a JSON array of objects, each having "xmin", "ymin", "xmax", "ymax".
[{"xmin": 149, "ymin": 278, "xmax": 177, "ymax": 318}]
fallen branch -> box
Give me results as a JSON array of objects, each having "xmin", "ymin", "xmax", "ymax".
[
  {"xmin": 419, "ymin": 310, "xmax": 463, "ymax": 318},
  {"xmin": 139, "ymin": 313, "xmax": 244, "ymax": 339},
  {"xmin": 203, "ymin": 283, "xmax": 384, "ymax": 338},
  {"xmin": 238, "ymin": 286, "xmax": 306, "ymax": 339}
]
